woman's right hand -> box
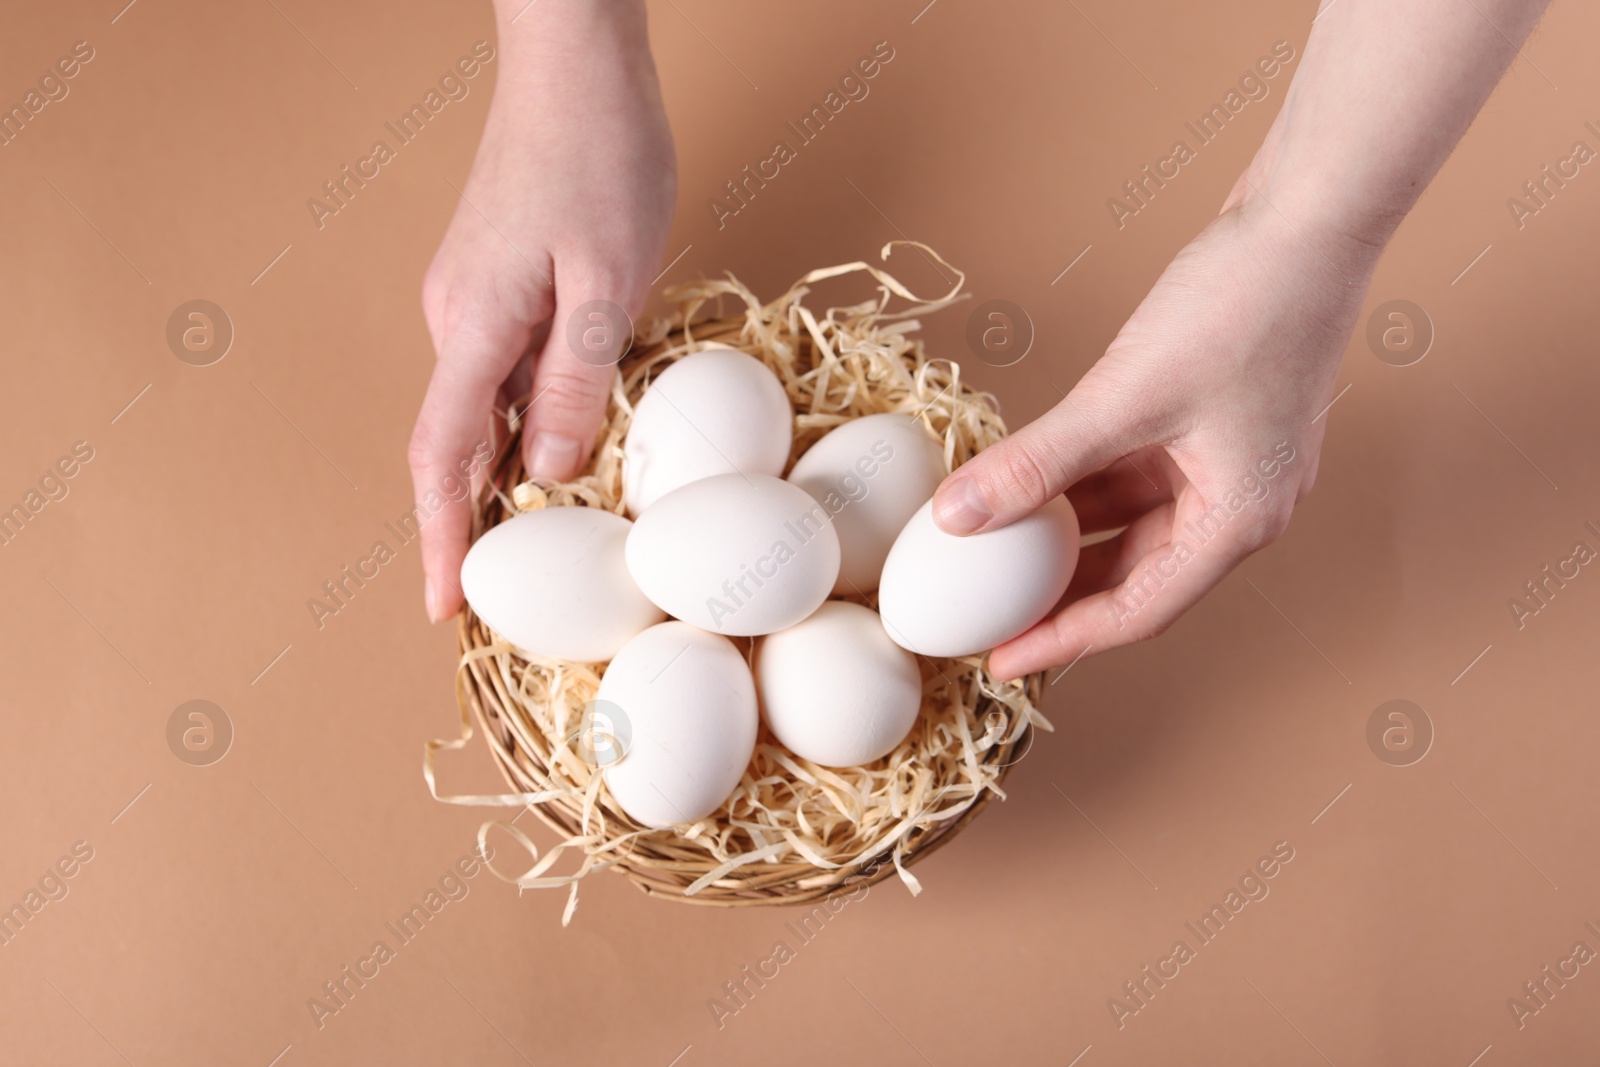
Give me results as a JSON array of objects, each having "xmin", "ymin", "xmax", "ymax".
[{"xmin": 408, "ymin": 0, "xmax": 677, "ymax": 622}]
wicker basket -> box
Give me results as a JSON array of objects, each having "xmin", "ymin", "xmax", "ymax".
[{"xmin": 427, "ymin": 243, "xmax": 1051, "ymax": 920}]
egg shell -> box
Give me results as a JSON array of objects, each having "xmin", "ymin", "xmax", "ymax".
[
  {"xmin": 877, "ymin": 495, "xmax": 1080, "ymax": 658},
  {"xmin": 787, "ymin": 413, "xmax": 947, "ymax": 595},
  {"xmin": 460, "ymin": 507, "xmax": 665, "ymax": 662},
  {"xmin": 598, "ymin": 621, "xmax": 758, "ymax": 828},
  {"xmin": 626, "ymin": 473, "xmax": 841, "ymax": 637},
  {"xmin": 622, "ymin": 347, "xmax": 793, "ymax": 516},
  {"xmin": 754, "ymin": 602, "xmax": 923, "ymax": 767}
]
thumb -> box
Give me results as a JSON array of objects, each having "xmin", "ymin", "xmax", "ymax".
[
  {"xmin": 521, "ymin": 278, "xmax": 634, "ymax": 482},
  {"xmin": 932, "ymin": 381, "xmax": 1153, "ymax": 535}
]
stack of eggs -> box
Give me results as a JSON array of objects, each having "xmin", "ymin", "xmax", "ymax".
[{"xmin": 460, "ymin": 347, "xmax": 1079, "ymax": 830}]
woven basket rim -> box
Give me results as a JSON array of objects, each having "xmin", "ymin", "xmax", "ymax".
[{"xmin": 458, "ymin": 611, "xmax": 1041, "ymax": 907}]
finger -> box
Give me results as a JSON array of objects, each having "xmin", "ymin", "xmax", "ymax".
[
  {"xmin": 409, "ymin": 316, "xmax": 534, "ymax": 622},
  {"xmin": 1062, "ymin": 501, "xmax": 1177, "ymax": 599},
  {"xmin": 1296, "ymin": 419, "xmax": 1327, "ymax": 502},
  {"xmin": 1065, "ymin": 447, "xmax": 1182, "ymax": 534},
  {"xmin": 932, "ymin": 376, "xmax": 1163, "ymax": 535},
  {"xmin": 988, "ymin": 486, "xmax": 1293, "ymax": 679},
  {"xmin": 521, "ymin": 270, "xmax": 631, "ymax": 481},
  {"xmin": 501, "ymin": 352, "xmax": 534, "ymax": 417}
]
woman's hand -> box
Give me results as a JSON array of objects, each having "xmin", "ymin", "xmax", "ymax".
[
  {"xmin": 409, "ymin": 0, "xmax": 676, "ymax": 622},
  {"xmin": 932, "ymin": 196, "xmax": 1379, "ymax": 680},
  {"xmin": 934, "ymin": 0, "xmax": 1548, "ymax": 679}
]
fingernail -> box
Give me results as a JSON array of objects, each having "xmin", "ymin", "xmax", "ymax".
[
  {"xmin": 933, "ymin": 475, "xmax": 992, "ymax": 535},
  {"xmin": 527, "ymin": 433, "xmax": 584, "ymax": 481},
  {"xmin": 424, "ymin": 580, "xmax": 443, "ymax": 623}
]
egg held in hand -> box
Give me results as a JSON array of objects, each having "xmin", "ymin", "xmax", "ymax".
[
  {"xmin": 787, "ymin": 413, "xmax": 946, "ymax": 595},
  {"xmin": 621, "ymin": 347, "xmax": 793, "ymax": 516},
  {"xmin": 625, "ymin": 473, "xmax": 841, "ymax": 637},
  {"xmin": 877, "ymin": 494, "xmax": 1080, "ymax": 658},
  {"xmin": 597, "ymin": 621, "xmax": 759, "ymax": 828},
  {"xmin": 755, "ymin": 602, "xmax": 923, "ymax": 768},
  {"xmin": 459, "ymin": 507, "xmax": 665, "ymax": 662}
]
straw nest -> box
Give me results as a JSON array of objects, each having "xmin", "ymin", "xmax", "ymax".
[{"xmin": 426, "ymin": 242, "xmax": 1051, "ymax": 923}]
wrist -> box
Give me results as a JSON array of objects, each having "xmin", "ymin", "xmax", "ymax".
[
  {"xmin": 1231, "ymin": 151, "xmax": 1396, "ymax": 277},
  {"xmin": 1262, "ymin": 174, "xmax": 1402, "ymax": 257},
  {"xmin": 485, "ymin": 0, "xmax": 660, "ymax": 125}
]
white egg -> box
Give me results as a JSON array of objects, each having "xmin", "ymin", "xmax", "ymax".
[
  {"xmin": 622, "ymin": 347, "xmax": 793, "ymax": 516},
  {"xmin": 597, "ymin": 621, "xmax": 758, "ymax": 828},
  {"xmin": 755, "ymin": 602, "xmax": 923, "ymax": 767},
  {"xmin": 877, "ymin": 495, "xmax": 1080, "ymax": 658},
  {"xmin": 460, "ymin": 507, "xmax": 665, "ymax": 662},
  {"xmin": 626, "ymin": 473, "xmax": 841, "ymax": 637},
  {"xmin": 787, "ymin": 413, "xmax": 947, "ymax": 595}
]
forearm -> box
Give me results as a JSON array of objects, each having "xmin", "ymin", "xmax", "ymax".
[
  {"xmin": 1240, "ymin": 0, "xmax": 1551, "ymax": 247},
  {"xmin": 476, "ymin": 0, "xmax": 668, "ymax": 197},
  {"xmin": 489, "ymin": 0, "xmax": 654, "ymax": 94}
]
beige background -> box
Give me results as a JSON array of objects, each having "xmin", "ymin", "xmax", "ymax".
[{"xmin": 3, "ymin": 0, "xmax": 1598, "ymax": 1063}]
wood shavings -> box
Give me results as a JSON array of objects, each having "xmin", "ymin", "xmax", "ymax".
[{"xmin": 426, "ymin": 242, "xmax": 1049, "ymax": 920}]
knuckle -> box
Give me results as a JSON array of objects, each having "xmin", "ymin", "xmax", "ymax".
[
  {"xmin": 1138, "ymin": 616, "xmax": 1173, "ymax": 643},
  {"xmin": 407, "ymin": 422, "xmax": 440, "ymax": 472},
  {"xmin": 438, "ymin": 280, "xmax": 490, "ymax": 336},
  {"xmin": 565, "ymin": 260, "xmax": 635, "ymax": 306},
  {"xmin": 985, "ymin": 440, "xmax": 1057, "ymax": 508},
  {"xmin": 1042, "ymin": 618, "xmax": 1079, "ymax": 663},
  {"xmin": 1237, "ymin": 504, "xmax": 1293, "ymax": 552},
  {"xmin": 430, "ymin": 264, "xmax": 552, "ymax": 343},
  {"xmin": 532, "ymin": 367, "xmax": 612, "ymax": 421},
  {"xmin": 1104, "ymin": 584, "xmax": 1176, "ymax": 646},
  {"xmin": 1074, "ymin": 367, "xmax": 1164, "ymax": 442},
  {"xmin": 421, "ymin": 265, "xmax": 447, "ymax": 322},
  {"xmin": 1119, "ymin": 604, "xmax": 1177, "ymax": 645}
]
